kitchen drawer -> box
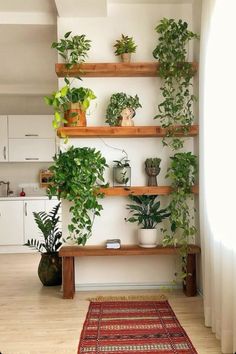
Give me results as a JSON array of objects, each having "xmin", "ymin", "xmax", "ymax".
[
  {"xmin": 9, "ymin": 138, "xmax": 55, "ymax": 162},
  {"xmin": 8, "ymin": 115, "xmax": 54, "ymax": 139}
]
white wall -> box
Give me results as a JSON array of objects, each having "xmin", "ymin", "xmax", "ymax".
[{"xmin": 59, "ymin": 2, "xmax": 199, "ymax": 290}]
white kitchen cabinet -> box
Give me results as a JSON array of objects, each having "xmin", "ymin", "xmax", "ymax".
[
  {"xmin": 0, "ymin": 201, "xmax": 24, "ymax": 245},
  {"xmin": 0, "ymin": 115, "xmax": 8, "ymax": 162},
  {"xmin": 8, "ymin": 138, "xmax": 55, "ymax": 162},
  {"xmin": 8, "ymin": 115, "xmax": 54, "ymax": 139},
  {"xmin": 24, "ymin": 200, "xmax": 45, "ymax": 244}
]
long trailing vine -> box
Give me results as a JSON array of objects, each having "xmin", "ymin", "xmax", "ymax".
[
  {"xmin": 153, "ymin": 18, "xmax": 199, "ymax": 150},
  {"xmin": 163, "ymin": 152, "xmax": 198, "ymax": 278}
]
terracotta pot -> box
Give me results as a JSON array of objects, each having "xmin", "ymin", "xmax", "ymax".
[
  {"xmin": 64, "ymin": 103, "xmax": 86, "ymax": 127},
  {"xmin": 38, "ymin": 252, "xmax": 62, "ymax": 286},
  {"xmin": 121, "ymin": 53, "xmax": 131, "ymax": 63}
]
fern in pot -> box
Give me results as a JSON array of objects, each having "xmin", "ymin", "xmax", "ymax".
[
  {"xmin": 125, "ymin": 195, "xmax": 170, "ymax": 248},
  {"xmin": 24, "ymin": 203, "xmax": 62, "ymax": 286}
]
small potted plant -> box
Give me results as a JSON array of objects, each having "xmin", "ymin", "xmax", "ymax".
[
  {"xmin": 106, "ymin": 92, "xmax": 142, "ymax": 127},
  {"xmin": 125, "ymin": 195, "xmax": 170, "ymax": 248},
  {"xmin": 24, "ymin": 203, "xmax": 62, "ymax": 286},
  {"xmin": 52, "ymin": 31, "xmax": 91, "ymax": 69},
  {"xmin": 113, "ymin": 157, "xmax": 131, "ymax": 186},
  {"xmin": 113, "ymin": 34, "xmax": 137, "ymax": 63},
  {"xmin": 45, "ymin": 85, "xmax": 96, "ymax": 129},
  {"xmin": 47, "ymin": 146, "xmax": 107, "ymax": 246},
  {"xmin": 145, "ymin": 158, "xmax": 161, "ymax": 186}
]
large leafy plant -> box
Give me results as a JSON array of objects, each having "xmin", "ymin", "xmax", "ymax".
[
  {"xmin": 113, "ymin": 34, "xmax": 137, "ymax": 56},
  {"xmin": 44, "ymin": 85, "xmax": 96, "ymax": 129},
  {"xmin": 47, "ymin": 147, "xmax": 107, "ymax": 246},
  {"xmin": 24, "ymin": 203, "xmax": 62, "ymax": 253},
  {"xmin": 125, "ymin": 195, "xmax": 170, "ymax": 229},
  {"xmin": 163, "ymin": 152, "xmax": 198, "ymax": 277},
  {"xmin": 106, "ymin": 92, "xmax": 142, "ymax": 126},
  {"xmin": 52, "ymin": 31, "xmax": 91, "ymax": 69},
  {"xmin": 153, "ymin": 18, "xmax": 199, "ymax": 150}
]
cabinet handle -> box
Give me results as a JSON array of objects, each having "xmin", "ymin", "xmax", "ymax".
[
  {"xmin": 3, "ymin": 146, "xmax": 6, "ymax": 160},
  {"xmin": 25, "ymin": 134, "xmax": 39, "ymax": 137},
  {"xmin": 24, "ymin": 202, "xmax": 27, "ymax": 216},
  {"xmin": 25, "ymin": 158, "xmax": 39, "ymax": 161}
]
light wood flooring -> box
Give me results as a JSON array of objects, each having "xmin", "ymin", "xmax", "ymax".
[{"xmin": 0, "ymin": 253, "xmax": 221, "ymax": 354}]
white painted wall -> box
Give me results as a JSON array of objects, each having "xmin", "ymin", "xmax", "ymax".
[{"xmin": 58, "ymin": 2, "xmax": 199, "ymax": 289}]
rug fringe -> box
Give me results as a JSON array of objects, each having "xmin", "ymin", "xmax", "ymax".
[{"xmin": 87, "ymin": 294, "xmax": 167, "ymax": 302}]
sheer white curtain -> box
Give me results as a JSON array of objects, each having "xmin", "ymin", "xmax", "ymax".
[{"xmin": 199, "ymin": 0, "xmax": 236, "ymax": 353}]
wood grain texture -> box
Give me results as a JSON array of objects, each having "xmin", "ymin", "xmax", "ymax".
[
  {"xmin": 55, "ymin": 62, "xmax": 198, "ymax": 78},
  {"xmin": 57, "ymin": 125, "xmax": 199, "ymax": 138},
  {"xmin": 0, "ymin": 253, "xmax": 221, "ymax": 354},
  {"xmin": 100, "ymin": 185, "xmax": 199, "ymax": 196}
]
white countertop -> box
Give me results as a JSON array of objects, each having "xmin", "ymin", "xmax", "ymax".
[{"xmin": 0, "ymin": 196, "xmax": 58, "ymax": 201}]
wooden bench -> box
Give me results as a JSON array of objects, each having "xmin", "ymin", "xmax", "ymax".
[{"xmin": 59, "ymin": 244, "xmax": 201, "ymax": 299}]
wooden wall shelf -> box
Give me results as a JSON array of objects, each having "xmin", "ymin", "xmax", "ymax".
[
  {"xmin": 100, "ymin": 186, "xmax": 199, "ymax": 196},
  {"xmin": 57, "ymin": 125, "xmax": 199, "ymax": 138},
  {"xmin": 55, "ymin": 62, "xmax": 198, "ymax": 78}
]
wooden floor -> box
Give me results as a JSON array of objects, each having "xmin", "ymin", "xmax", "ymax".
[{"xmin": 0, "ymin": 253, "xmax": 221, "ymax": 354}]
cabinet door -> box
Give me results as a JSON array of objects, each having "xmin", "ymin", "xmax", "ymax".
[
  {"xmin": 8, "ymin": 115, "xmax": 55, "ymax": 139},
  {"xmin": 0, "ymin": 115, "xmax": 8, "ymax": 162},
  {"xmin": 24, "ymin": 200, "xmax": 45, "ymax": 244},
  {"xmin": 0, "ymin": 201, "xmax": 23, "ymax": 245},
  {"xmin": 8, "ymin": 138, "xmax": 55, "ymax": 162}
]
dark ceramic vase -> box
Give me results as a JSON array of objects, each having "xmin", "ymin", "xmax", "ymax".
[{"xmin": 38, "ymin": 252, "xmax": 62, "ymax": 286}]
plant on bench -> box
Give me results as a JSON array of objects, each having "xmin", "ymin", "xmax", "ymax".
[{"xmin": 47, "ymin": 146, "xmax": 107, "ymax": 246}]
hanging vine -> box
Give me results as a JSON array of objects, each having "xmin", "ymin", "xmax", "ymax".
[{"xmin": 153, "ymin": 18, "xmax": 199, "ymax": 150}]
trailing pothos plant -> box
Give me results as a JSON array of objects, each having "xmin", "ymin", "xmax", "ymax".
[
  {"xmin": 47, "ymin": 146, "xmax": 108, "ymax": 246},
  {"xmin": 163, "ymin": 152, "xmax": 198, "ymax": 279},
  {"xmin": 153, "ymin": 18, "xmax": 199, "ymax": 150}
]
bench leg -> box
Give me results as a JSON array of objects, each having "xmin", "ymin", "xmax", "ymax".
[
  {"xmin": 183, "ymin": 253, "xmax": 197, "ymax": 297},
  {"xmin": 62, "ymin": 256, "xmax": 75, "ymax": 299}
]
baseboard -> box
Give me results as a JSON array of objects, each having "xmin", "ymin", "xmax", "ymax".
[{"xmin": 75, "ymin": 281, "xmax": 181, "ymax": 292}]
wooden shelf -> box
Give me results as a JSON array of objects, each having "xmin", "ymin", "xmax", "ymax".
[
  {"xmin": 57, "ymin": 125, "xmax": 199, "ymax": 138},
  {"xmin": 55, "ymin": 62, "xmax": 198, "ymax": 78},
  {"xmin": 100, "ymin": 185, "xmax": 199, "ymax": 196}
]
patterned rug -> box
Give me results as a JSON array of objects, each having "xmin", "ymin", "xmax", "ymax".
[{"xmin": 78, "ymin": 299, "xmax": 198, "ymax": 353}]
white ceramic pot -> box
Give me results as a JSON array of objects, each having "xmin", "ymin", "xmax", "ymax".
[{"xmin": 137, "ymin": 229, "xmax": 160, "ymax": 248}]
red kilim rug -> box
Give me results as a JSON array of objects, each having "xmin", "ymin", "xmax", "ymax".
[{"xmin": 78, "ymin": 300, "xmax": 198, "ymax": 353}]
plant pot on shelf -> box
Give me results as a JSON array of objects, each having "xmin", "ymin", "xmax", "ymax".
[
  {"xmin": 121, "ymin": 53, "xmax": 131, "ymax": 63},
  {"xmin": 113, "ymin": 166, "xmax": 131, "ymax": 186},
  {"xmin": 138, "ymin": 229, "xmax": 160, "ymax": 248},
  {"xmin": 38, "ymin": 252, "xmax": 62, "ymax": 286},
  {"xmin": 64, "ymin": 103, "xmax": 86, "ymax": 127}
]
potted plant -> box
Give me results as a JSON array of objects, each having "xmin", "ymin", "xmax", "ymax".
[
  {"xmin": 24, "ymin": 203, "xmax": 62, "ymax": 286},
  {"xmin": 51, "ymin": 31, "xmax": 91, "ymax": 69},
  {"xmin": 145, "ymin": 158, "xmax": 161, "ymax": 186},
  {"xmin": 47, "ymin": 146, "xmax": 107, "ymax": 246},
  {"xmin": 44, "ymin": 85, "xmax": 96, "ymax": 129},
  {"xmin": 152, "ymin": 18, "xmax": 199, "ymax": 150},
  {"xmin": 125, "ymin": 195, "xmax": 170, "ymax": 248},
  {"xmin": 113, "ymin": 157, "xmax": 131, "ymax": 186},
  {"xmin": 106, "ymin": 92, "xmax": 142, "ymax": 126},
  {"xmin": 113, "ymin": 34, "xmax": 137, "ymax": 63}
]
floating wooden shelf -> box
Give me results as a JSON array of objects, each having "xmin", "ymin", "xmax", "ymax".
[
  {"xmin": 57, "ymin": 125, "xmax": 199, "ymax": 138},
  {"xmin": 39, "ymin": 171, "xmax": 53, "ymax": 188},
  {"xmin": 55, "ymin": 62, "xmax": 198, "ymax": 78},
  {"xmin": 100, "ymin": 185, "xmax": 199, "ymax": 196}
]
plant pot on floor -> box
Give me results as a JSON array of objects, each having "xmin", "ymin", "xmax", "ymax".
[
  {"xmin": 38, "ymin": 252, "xmax": 62, "ymax": 286},
  {"xmin": 64, "ymin": 103, "xmax": 86, "ymax": 127},
  {"xmin": 138, "ymin": 229, "xmax": 161, "ymax": 248}
]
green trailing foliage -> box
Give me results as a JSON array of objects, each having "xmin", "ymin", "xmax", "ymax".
[
  {"xmin": 24, "ymin": 203, "xmax": 62, "ymax": 253},
  {"xmin": 114, "ymin": 34, "xmax": 137, "ymax": 56},
  {"xmin": 47, "ymin": 147, "xmax": 108, "ymax": 246},
  {"xmin": 125, "ymin": 195, "xmax": 170, "ymax": 229},
  {"xmin": 106, "ymin": 92, "xmax": 142, "ymax": 126},
  {"xmin": 163, "ymin": 152, "xmax": 198, "ymax": 278},
  {"xmin": 51, "ymin": 31, "xmax": 91, "ymax": 69},
  {"xmin": 153, "ymin": 18, "xmax": 199, "ymax": 150}
]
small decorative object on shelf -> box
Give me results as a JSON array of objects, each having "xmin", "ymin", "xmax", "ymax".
[
  {"xmin": 113, "ymin": 157, "xmax": 131, "ymax": 187},
  {"xmin": 20, "ymin": 188, "xmax": 26, "ymax": 197},
  {"xmin": 106, "ymin": 92, "xmax": 141, "ymax": 127},
  {"xmin": 145, "ymin": 158, "xmax": 161, "ymax": 186},
  {"xmin": 106, "ymin": 239, "xmax": 121, "ymax": 249},
  {"xmin": 113, "ymin": 34, "xmax": 137, "ymax": 63},
  {"xmin": 39, "ymin": 170, "xmax": 53, "ymax": 188}
]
